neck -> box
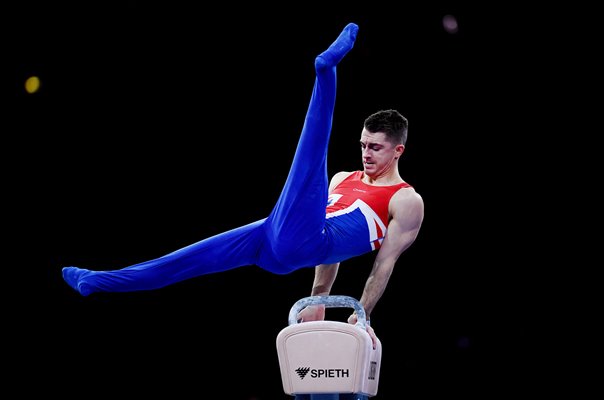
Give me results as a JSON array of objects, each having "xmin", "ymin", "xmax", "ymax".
[{"xmin": 362, "ymin": 167, "xmax": 402, "ymax": 186}]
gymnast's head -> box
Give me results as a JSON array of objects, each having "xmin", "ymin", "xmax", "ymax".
[
  {"xmin": 359, "ymin": 109, "xmax": 408, "ymax": 177},
  {"xmin": 363, "ymin": 109, "xmax": 408, "ymax": 146}
]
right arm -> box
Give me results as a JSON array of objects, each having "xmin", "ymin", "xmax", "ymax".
[
  {"xmin": 296, "ymin": 171, "xmax": 351, "ymax": 322},
  {"xmin": 296, "ymin": 263, "xmax": 340, "ymax": 322}
]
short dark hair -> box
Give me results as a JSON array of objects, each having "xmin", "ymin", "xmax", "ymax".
[{"xmin": 363, "ymin": 109, "xmax": 408, "ymax": 145}]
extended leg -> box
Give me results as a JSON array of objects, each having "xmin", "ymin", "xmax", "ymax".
[
  {"xmin": 62, "ymin": 219, "xmax": 265, "ymax": 296},
  {"xmin": 265, "ymin": 23, "xmax": 358, "ymax": 266},
  {"xmin": 61, "ymin": 23, "xmax": 360, "ymax": 294}
]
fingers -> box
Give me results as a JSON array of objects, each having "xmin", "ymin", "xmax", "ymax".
[{"xmin": 368, "ymin": 327, "xmax": 378, "ymax": 350}]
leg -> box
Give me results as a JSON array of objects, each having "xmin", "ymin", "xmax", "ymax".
[
  {"xmin": 62, "ymin": 219, "xmax": 265, "ymax": 296},
  {"xmin": 61, "ymin": 23, "xmax": 359, "ymax": 293},
  {"xmin": 265, "ymin": 23, "xmax": 358, "ymax": 267}
]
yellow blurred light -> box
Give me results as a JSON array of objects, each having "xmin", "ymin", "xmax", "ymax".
[{"xmin": 25, "ymin": 76, "xmax": 41, "ymax": 94}]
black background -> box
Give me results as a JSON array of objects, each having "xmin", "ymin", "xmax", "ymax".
[{"xmin": 6, "ymin": 2, "xmax": 572, "ymax": 399}]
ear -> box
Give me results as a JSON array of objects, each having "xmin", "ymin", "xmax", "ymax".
[{"xmin": 395, "ymin": 144, "xmax": 405, "ymax": 158}]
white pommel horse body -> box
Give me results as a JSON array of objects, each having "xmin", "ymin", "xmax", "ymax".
[{"xmin": 276, "ymin": 296, "xmax": 382, "ymax": 397}]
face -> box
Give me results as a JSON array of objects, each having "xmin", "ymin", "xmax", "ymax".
[{"xmin": 359, "ymin": 128, "xmax": 404, "ymax": 178}]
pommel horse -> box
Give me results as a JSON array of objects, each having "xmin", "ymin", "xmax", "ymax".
[{"xmin": 276, "ymin": 295, "xmax": 382, "ymax": 398}]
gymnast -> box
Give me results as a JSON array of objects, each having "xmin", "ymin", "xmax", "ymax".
[{"xmin": 62, "ymin": 22, "xmax": 424, "ymax": 346}]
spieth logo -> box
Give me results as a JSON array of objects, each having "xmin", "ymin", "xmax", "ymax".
[
  {"xmin": 295, "ymin": 367, "xmax": 311, "ymax": 379},
  {"xmin": 295, "ymin": 367, "xmax": 350, "ymax": 379}
]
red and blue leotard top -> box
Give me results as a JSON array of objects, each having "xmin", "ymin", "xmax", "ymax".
[{"xmin": 323, "ymin": 171, "xmax": 412, "ymax": 263}]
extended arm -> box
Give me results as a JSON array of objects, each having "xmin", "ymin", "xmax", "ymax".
[
  {"xmin": 295, "ymin": 172, "xmax": 352, "ymax": 322},
  {"xmin": 296, "ymin": 263, "xmax": 340, "ymax": 322},
  {"xmin": 352, "ymin": 188, "xmax": 424, "ymax": 320}
]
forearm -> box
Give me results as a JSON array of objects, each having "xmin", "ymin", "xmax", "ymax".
[
  {"xmin": 310, "ymin": 263, "xmax": 340, "ymax": 295},
  {"xmin": 359, "ymin": 260, "xmax": 395, "ymax": 319},
  {"xmin": 297, "ymin": 263, "xmax": 340, "ymax": 322}
]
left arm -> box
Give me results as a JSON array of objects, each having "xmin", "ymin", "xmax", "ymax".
[{"xmin": 353, "ymin": 188, "xmax": 424, "ymax": 320}]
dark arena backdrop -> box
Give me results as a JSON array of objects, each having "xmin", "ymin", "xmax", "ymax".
[{"xmin": 6, "ymin": 2, "xmax": 568, "ymax": 399}]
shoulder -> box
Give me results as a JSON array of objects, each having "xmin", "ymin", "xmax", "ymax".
[
  {"xmin": 329, "ymin": 171, "xmax": 356, "ymax": 191},
  {"xmin": 389, "ymin": 186, "xmax": 424, "ymax": 224}
]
